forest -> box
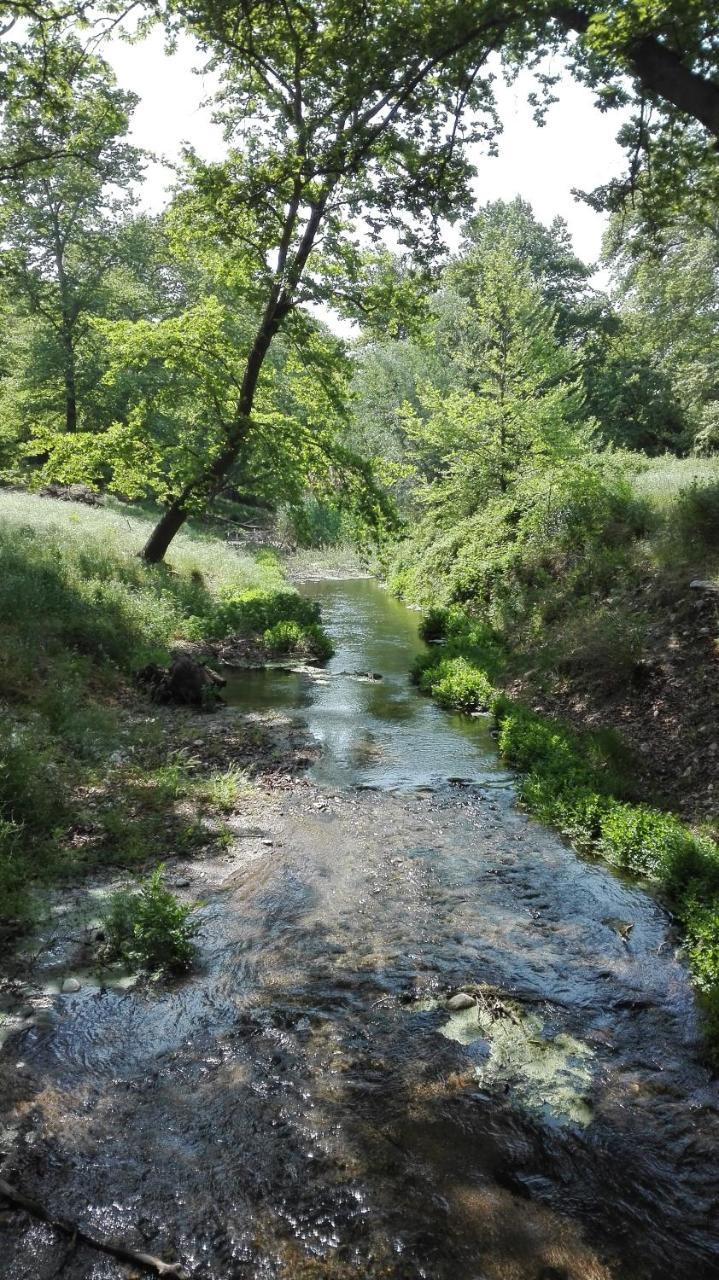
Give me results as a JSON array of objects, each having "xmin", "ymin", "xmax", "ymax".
[{"xmin": 1, "ymin": 3, "xmax": 719, "ymax": 1279}]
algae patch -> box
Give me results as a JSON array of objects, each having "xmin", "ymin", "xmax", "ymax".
[{"xmin": 410, "ymin": 991, "xmax": 594, "ymax": 1127}]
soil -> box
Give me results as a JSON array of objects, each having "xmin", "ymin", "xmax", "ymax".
[{"xmin": 508, "ymin": 575, "xmax": 719, "ymax": 830}]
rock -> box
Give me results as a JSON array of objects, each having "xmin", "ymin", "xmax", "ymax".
[
  {"xmin": 447, "ymin": 992, "xmax": 475, "ymax": 1011},
  {"xmin": 61, "ymin": 977, "xmax": 81, "ymax": 994},
  {"xmin": 690, "ymin": 579, "xmax": 719, "ymax": 594}
]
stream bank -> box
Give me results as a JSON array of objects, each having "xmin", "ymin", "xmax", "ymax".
[{"xmin": 1, "ymin": 576, "xmax": 718, "ymax": 1280}]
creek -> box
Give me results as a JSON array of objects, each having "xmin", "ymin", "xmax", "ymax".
[{"xmin": 2, "ymin": 577, "xmax": 718, "ymax": 1280}]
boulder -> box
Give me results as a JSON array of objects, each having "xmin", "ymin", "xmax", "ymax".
[{"xmin": 447, "ymin": 991, "xmax": 475, "ymax": 1011}]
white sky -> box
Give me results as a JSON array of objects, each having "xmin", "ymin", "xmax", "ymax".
[{"xmin": 107, "ymin": 29, "xmax": 628, "ymax": 268}]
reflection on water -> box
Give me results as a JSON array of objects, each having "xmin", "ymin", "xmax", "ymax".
[{"xmin": 224, "ymin": 578, "xmax": 512, "ymax": 790}]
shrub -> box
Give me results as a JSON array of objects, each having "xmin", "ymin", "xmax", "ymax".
[
  {"xmin": 263, "ymin": 619, "xmax": 305, "ymax": 653},
  {"xmin": 684, "ymin": 899, "xmax": 719, "ymax": 996},
  {"xmin": 204, "ymin": 587, "xmax": 322, "ymax": 639},
  {"xmin": 263, "ymin": 618, "xmax": 334, "ymax": 661},
  {"xmin": 104, "ymin": 865, "xmax": 200, "ymax": 973},
  {"xmin": 419, "ymin": 607, "xmax": 450, "ymax": 643},
  {"xmin": 414, "ymin": 655, "xmax": 496, "ymax": 713},
  {"xmin": 598, "ymin": 802, "xmax": 690, "ymax": 878},
  {"xmin": 674, "ymin": 480, "xmax": 719, "ymax": 554}
]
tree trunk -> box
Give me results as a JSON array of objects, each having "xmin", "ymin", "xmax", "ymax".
[
  {"xmin": 63, "ymin": 330, "xmax": 77, "ymax": 433},
  {"xmin": 141, "ymin": 296, "xmax": 293, "ymax": 562},
  {"xmin": 141, "ymin": 496, "xmax": 190, "ymax": 563}
]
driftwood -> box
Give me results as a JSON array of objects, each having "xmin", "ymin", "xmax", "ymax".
[{"xmin": 0, "ymin": 1177, "xmax": 187, "ymax": 1279}]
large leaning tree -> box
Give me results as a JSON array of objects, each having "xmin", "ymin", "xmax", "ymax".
[
  {"xmin": 132, "ymin": 0, "xmax": 719, "ymax": 562},
  {"xmin": 132, "ymin": 0, "xmax": 511, "ymax": 561}
]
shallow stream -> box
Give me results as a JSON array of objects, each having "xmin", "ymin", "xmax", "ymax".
[{"xmin": 2, "ymin": 578, "xmax": 718, "ymax": 1279}]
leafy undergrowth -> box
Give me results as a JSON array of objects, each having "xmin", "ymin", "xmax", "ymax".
[
  {"xmin": 391, "ymin": 455, "xmax": 719, "ymax": 826},
  {"xmin": 0, "ymin": 490, "xmax": 331, "ymax": 923},
  {"xmin": 104, "ymin": 864, "xmax": 200, "ymax": 973},
  {"xmin": 413, "ymin": 607, "xmax": 719, "ymax": 1059}
]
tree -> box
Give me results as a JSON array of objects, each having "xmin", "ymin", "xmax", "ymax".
[
  {"xmin": 598, "ymin": 212, "xmax": 719, "ymax": 452},
  {"xmin": 446, "ymin": 199, "xmax": 599, "ymax": 344},
  {"xmin": 0, "ymin": 38, "xmax": 144, "ymax": 434},
  {"xmin": 401, "ymin": 241, "xmax": 587, "ymax": 517},
  {"xmin": 136, "ymin": 0, "xmax": 518, "ymax": 561},
  {"xmin": 32, "ymin": 215, "xmax": 394, "ymax": 537}
]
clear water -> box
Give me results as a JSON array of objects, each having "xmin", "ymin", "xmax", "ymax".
[
  {"xmin": 3, "ymin": 577, "xmax": 719, "ymax": 1280},
  {"xmin": 223, "ymin": 577, "xmax": 512, "ymax": 791}
]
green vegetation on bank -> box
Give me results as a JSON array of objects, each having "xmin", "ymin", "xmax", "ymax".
[
  {"xmin": 412, "ymin": 599, "xmax": 719, "ymax": 1054},
  {"xmin": 0, "ymin": 491, "xmax": 332, "ymax": 923}
]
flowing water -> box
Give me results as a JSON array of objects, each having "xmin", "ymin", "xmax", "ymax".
[{"xmin": 2, "ymin": 578, "xmax": 719, "ymax": 1280}]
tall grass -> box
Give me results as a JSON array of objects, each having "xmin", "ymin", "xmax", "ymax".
[
  {"xmin": 632, "ymin": 454, "xmax": 719, "ymax": 512},
  {"xmin": 0, "ymin": 491, "xmax": 325, "ymax": 921}
]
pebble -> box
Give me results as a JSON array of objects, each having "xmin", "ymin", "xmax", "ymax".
[
  {"xmin": 61, "ymin": 978, "xmax": 81, "ymax": 994},
  {"xmin": 447, "ymin": 992, "xmax": 475, "ymax": 1011}
]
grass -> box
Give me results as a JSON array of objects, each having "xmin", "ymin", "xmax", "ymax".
[
  {"xmin": 0, "ymin": 489, "xmax": 331, "ymax": 923},
  {"xmin": 632, "ymin": 454, "xmax": 719, "ymax": 513}
]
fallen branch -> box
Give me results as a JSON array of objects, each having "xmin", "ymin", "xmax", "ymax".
[{"xmin": 0, "ymin": 1177, "xmax": 188, "ymax": 1279}]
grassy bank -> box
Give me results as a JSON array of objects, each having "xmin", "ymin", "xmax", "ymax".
[
  {"xmin": 402, "ymin": 455, "xmax": 719, "ymax": 1056},
  {"xmin": 0, "ymin": 490, "xmax": 332, "ymax": 924}
]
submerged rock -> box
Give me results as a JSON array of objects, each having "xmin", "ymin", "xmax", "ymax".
[
  {"xmin": 447, "ymin": 991, "xmax": 475, "ymax": 1011},
  {"xmin": 61, "ymin": 977, "xmax": 81, "ymax": 994}
]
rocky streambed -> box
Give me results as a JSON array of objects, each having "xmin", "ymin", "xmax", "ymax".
[{"xmin": 0, "ymin": 577, "xmax": 718, "ymax": 1280}]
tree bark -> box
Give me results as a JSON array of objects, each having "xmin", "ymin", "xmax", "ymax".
[
  {"xmin": 555, "ymin": 5, "xmax": 719, "ymax": 138},
  {"xmin": 61, "ymin": 324, "xmax": 77, "ymax": 433}
]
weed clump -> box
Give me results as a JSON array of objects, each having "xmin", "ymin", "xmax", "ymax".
[{"xmin": 104, "ymin": 865, "xmax": 200, "ymax": 973}]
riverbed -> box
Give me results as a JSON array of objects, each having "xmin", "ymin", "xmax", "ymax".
[{"xmin": 1, "ymin": 578, "xmax": 718, "ymax": 1279}]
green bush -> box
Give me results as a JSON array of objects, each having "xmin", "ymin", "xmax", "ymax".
[
  {"xmin": 104, "ymin": 865, "xmax": 200, "ymax": 973},
  {"xmin": 203, "ymin": 587, "xmax": 322, "ymax": 639},
  {"xmin": 674, "ymin": 480, "xmax": 719, "ymax": 554},
  {"xmin": 684, "ymin": 899, "xmax": 719, "ymax": 995},
  {"xmin": 418, "ymin": 607, "xmax": 450, "ymax": 643},
  {"xmin": 416, "ymin": 655, "xmax": 496, "ymax": 713},
  {"xmin": 263, "ymin": 618, "xmax": 334, "ymax": 661},
  {"xmin": 263, "ymin": 619, "xmax": 305, "ymax": 653}
]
